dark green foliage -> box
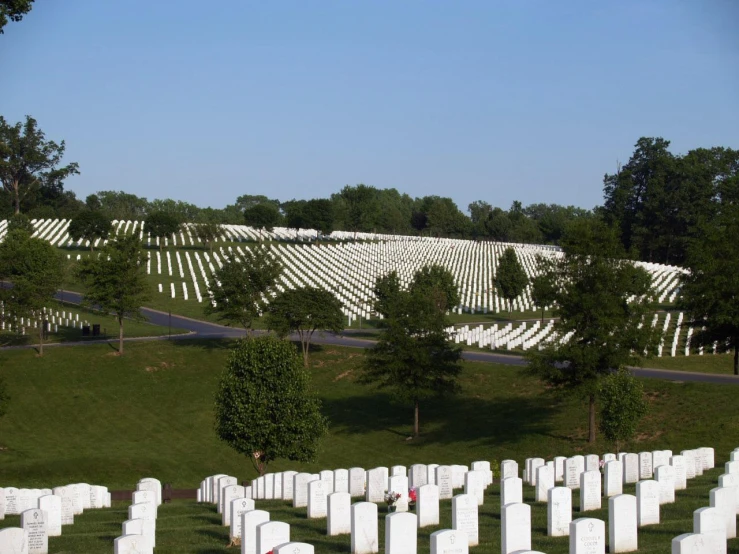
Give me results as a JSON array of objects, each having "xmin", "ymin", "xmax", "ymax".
[
  {"xmin": 190, "ymin": 222, "xmax": 222, "ymax": 253},
  {"xmin": 0, "ymin": 229, "xmax": 63, "ymax": 354},
  {"xmin": 205, "ymin": 247, "xmax": 282, "ymax": 332},
  {"xmin": 0, "ymin": 115, "xmax": 79, "ymax": 215},
  {"xmin": 144, "ymin": 211, "xmax": 181, "ymax": 252},
  {"xmin": 495, "ymin": 247, "xmax": 528, "ymax": 311},
  {"xmin": 530, "ymin": 269, "xmax": 557, "ymax": 321},
  {"xmin": 678, "ymin": 202, "xmax": 739, "ymax": 375},
  {"xmin": 598, "ymin": 369, "xmax": 648, "ymax": 452},
  {"xmin": 362, "ymin": 265, "xmax": 462, "ymax": 438},
  {"xmin": 76, "ymin": 234, "xmax": 150, "ymax": 355},
  {"xmin": 6, "ymin": 212, "xmax": 33, "ymax": 235},
  {"xmin": 526, "ymin": 219, "xmax": 658, "ymax": 442},
  {"xmin": 67, "ymin": 210, "xmax": 112, "ymax": 251},
  {"xmin": 266, "ymin": 286, "xmax": 344, "ymax": 366},
  {"xmin": 214, "ymin": 336, "xmax": 328, "ymax": 475},
  {"xmin": 286, "ymin": 198, "xmax": 334, "ymax": 235},
  {"xmin": 243, "ymin": 203, "xmax": 281, "ymax": 232},
  {"xmin": 0, "ymin": 0, "xmax": 34, "ymax": 33}
]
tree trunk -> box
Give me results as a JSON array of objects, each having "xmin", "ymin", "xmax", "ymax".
[
  {"xmin": 118, "ymin": 317, "xmax": 124, "ymax": 355},
  {"xmin": 734, "ymin": 341, "xmax": 738, "ymax": 376},
  {"xmin": 588, "ymin": 394, "xmax": 596, "ymax": 443},
  {"xmin": 302, "ymin": 340, "xmax": 309, "ymax": 367},
  {"xmin": 159, "ymin": 240, "xmax": 163, "ymax": 253},
  {"xmin": 413, "ymin": 399, "xmax": 420, "ymax": 439},
  {"xmin": 38, "ymin": 316, "xmax": 44, "ymax": 356},
  {"xmin": 13, "ymin": 183, "xmax": 20, "ymax": 215}
]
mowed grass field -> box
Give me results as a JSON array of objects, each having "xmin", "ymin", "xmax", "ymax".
[{"xmin": 1, "ymin": 340, "xmax": 739, "ymax": 552}]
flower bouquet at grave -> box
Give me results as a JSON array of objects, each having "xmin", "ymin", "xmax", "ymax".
[
  {"xmin": 599, "ymin": 460, "xmax": 605, "ymax": 474},
  {"xmin": 408, "ymin": 487, "xmax": 417, "ymax": 509},
  {"xmin": 384, "ymin": 491, "xmax": 401, "ymax": 512}
]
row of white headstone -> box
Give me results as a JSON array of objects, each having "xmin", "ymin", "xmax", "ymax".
[
  {"xmin": 0, "ymin": 483, "xmax": 110, "ymax": 554},
  {"xmin": 113, "ymin": 477, "xmax": 162, "ymax": 554}
]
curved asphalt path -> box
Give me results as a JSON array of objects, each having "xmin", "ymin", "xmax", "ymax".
[{"xmin": 6, "ymin": 290, "xmax": 734, "ymax": 386}]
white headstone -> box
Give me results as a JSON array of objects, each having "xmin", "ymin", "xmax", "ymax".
[
  {"xmin": 605, "ymin": 461, "xmax": 623, "ymax": 497},
  {"xmin": 430, "ymin": 529, "xmax": 468, "ymax": 554},
  {"xmin": 385, "ymin": 512, "xmax": 417, "ymax": 554},
  {"xmin": 655, "ymin": 465, "xmax": 675, "ymax": 504},
  {"xmin": 391, "ymin": 465, "xmax": 406, "ymax": 477},
  {"xmin": 308, "ymin": 480, "xmax": 328, "ymax": 519},
  {"xmin": 570, "ymin": 517, "xmax": 605, "ymax": 554},
  {"xmin": 319, "ymin": 470, "xmax": 335, "ymax": 494},
  {"xmin": 608, "ymin": 494, "xmax": 637, "ymax": 553},
  {"xmin": 0, "ymin": 528, "xmax": 28, "ymax": 554},
  {"xmin": 535, "ymin": 465, "xmax": 554, "ymax": 503},
  {"xmin": 427, "ymin": 464, "xmax": 439, "ymax": 485},
  {"xmin": 349, "ymin": 467, "xmax": 365, "ymax": 497},
  {"xmin": 652, "ymin": 450, "xmax": 669, "ymax": 471},
  {"xmin": 36, "ymin": 496, "xmax": 61, "ymax": 537},
  {"xmin": 638, "ymin": 452, "xmax": 653, "ymax": 480},
  {"xmin": 580, "ymin": 470, "xmax": 601, "ymax": 512},
  {"xmin": 4, "ymin": 487, "xmax": 18, "ymax": 515},
  {"xmin": 452, "ymin": 494, "xmax": 478, "ymax": 547},
  {"xmin": 122, "ymin": 519, "xmax": 155, "ymax": 549},
  {"xmin": 274, "ymin": 543, "xmax": 314, "ymax": 554},
  {"xmin": 464, "ymin": 470, "xmax": 486, "ymax": 505},
  {"xmin": 256, "ymin": 521, "xmax": 290, "ymax": 554},
  {"xmin": 417, "ymin": 484, "xmax": 439, "ymax": 528},
  {"xmin": 502, "ymin": 502, "xmax": 531, "ymax": 553},
  {"xmin": 20, "ymin": 509, "xmax": 47, "ymax": 554},
  {"xmin": 636, "ymin": 480, "xmax": 660, "ymax": 527},
  {"xmin": 281, "ymin": 471, "xmax": 297, "ymax": 501},
  {"xmin": 137, "ymin": 477, "xmax": 162, "ymax": 506},
  {"xmin": 128, "ymin": 502, "xmax": 155, "ymax": 521},
  {"xmin": 693, "ymin": 507, "xmax": 727, "ymax": 554},
  {"xmin": 671, "ymin": 456, "xmax": 687, "ymax": 490},
  {"xmin": 671, "ymin": 532, "xmax": 715, "ymax": 554},
  {"xmin": 230, "ymin": 498, "xmax": 255, "ymax": 540},
  {"xmin": 328, "ymin": 492, "xmax": 351, "ymax": 536},
  {"xmin": 409, "ymin": 464, "xmax": 428, "ymax": 489},
  {"xmin": 293, "ymin": 473, "xmax": 313, "ymax": 508},
  {"xmin": 548, "ymin": 486, "xmax": 572, "ymax": 537},
  {"xmin": 365, "ymin": 468, "xmax": 385, "ymax": 503},
  {"xmin": 710, "ymin": 487, "xmax": 737, "ymax": 539},
  {"xmin": 501, "ymin": 460, "xmax": 519, "ymax": 480},
  {"xmin": 451, "ymin": 465, "xmax": 467, "ymax": 489},
  {"xmin": 530, "ymin": 458, "xmax": 545, "ymax": 486},
  {"xmin": 435, "ymin": 466, "xmax": 453, "ymax": 500},
  {"xmin": 565, "ymin": 457, "xmax": 582, "ymax": 489},
  {"xmin": 470, "ymin": 461, "xmax": 492, "ymax": 485},
  {"xmin": 114, "ymin": 534, "xmax": 153, "ymax": 554},
  {"xmin": 334, "ymin": 469, "xmax": 349, "ymax": 494},
  {"xmin": 701, "ymin": 447, "xmax": 715, "ymax": 469},
  {"xmin": 501, "ymin": 477, "xmax": 523, "ymax": 507},
  {"xmin": 222, "ymin": 485, "xmax": 246, "ymax": 525},
  {"xmin": 623, "ymin": 454, "xmax": 639, "ymax": 484},
  {"xmin": 682, "ymin": 450, "xmax": 696, "ymax": 480},
  {"xmin": 241, "ymin": 509, "xmax": 270, "ymax": 554},
  {"xmin": 351, "ymin": 502, "xmax": 378, "ymax": 554}
]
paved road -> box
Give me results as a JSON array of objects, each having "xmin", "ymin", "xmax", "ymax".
[{"xmin": 7, "ymin": 290, "xmax": 733, "ymax": 386}]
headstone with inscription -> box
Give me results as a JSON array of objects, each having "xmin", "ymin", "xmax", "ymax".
[
  {"xmin": 501, "ymin": 460, "xmax": 518, "ymax": 481},
  {"xmin": 501, "ymin": 477, "xmax": 523, "ymax": 507},
  {"xmin": 351, "ymin": 502, "xmax": 378, "ymax": 554},
  {"xmin": 693, "ymin": 507, "xmax": 727, "ymax": 554},
  {"xmin": 385, "ymin": 512, "xmax": 417, "ymax": 554},
  {"xmin": 256, "ymin": 521, "xmax": 290, "ymax": 554},
  {"xmin": 452, "ymin": 494, "xmax": 478, "ymax": 547},
  {"xmin": 319, "ymin": 470, "xmax": 335, "ymax": 494},
  {"xmin": 536, "ymin": 465, "xmax": 554, "ymax": 502},
  {"xmin": 349, "ymin": 467, "xmax": 365, "ymax": 497},
  {"xmin": 409, "ymin": 464, "xmax": 428, "ymax": 489},
  {"xmin": 388, "ymin": 475, "xmax": 409, "ymax": 512},
  {"xmin": 241, "ymin": 509, "xmax": 270, "ymax": 554},
  {"xmin": 365, "ymin": 468, "xmax": 385, "ymax": 503},
  {"xmin": 502, "ymin": 502, "xmax": 531, "ymax": 553},
  {"xmin": 430, "ymin": 529, "xmax": 468, "ymax": 554},
  {"xmin": 608, "ymin": 494, "xmax": 637, "ymax": 553},
  {"xmin": 122, "ymin": 519, "xmax": 155, "ymax": 549},
  {"xmin": 293, "ymin": 473, "xmax": 314, "ymax": 508},
  {"xmin": 436, "ymin": 466, "xmax": 453, "ymax": 500},
  {"xmin": 548, "ymin": 486, "xmax": 572, "ymax": 537},
  {"xmin": 655, "ymin": 465, "xmax": 675, "ymax": 505},
  {"xmin": 566, "ymin": 458, "xmax": 582, "ymax": 489},
  {"xmin": 221, "ymin": 485, "xmax": 246, "ymax": 526},
  {"xmin": 308, "ymin": 480, "xmax": 329, "ymax": 519},
  {"xmin": 671, "ymin": 533, "xmax": 714, "ymax": 554},
  {"xmin": 570, "ymin": 517, "xmax": 606, "ymax": 554},
  {"xmin": 623, "ymin": 454, "xmax": 639, "ymax": 484},
  {"xmin": 671, "ymin": 456, "xmax": 687, "ymax": 490},
  {"xmin": 639, "ymin": 452, "xmax": 653, "ymax": 480},
  {"xmin": 605, "ymin": 461, "xmax": 623, "ymax": 497},
  {"xmin": 580, "ymin": 470, "xmax": 601, "ymax": 512},
  {"xmin": 464, "ymin": 470, "xmax": 486, "ymax": 506},
  {"xmin": 334, "ymin": 469, "xmax": 349, "ymax": 494},
  {"xmin": 114, "ymin": 534, "xmax": 153, "ymax": 554},
  {"xmin": 636, "ymin": 480, "xmax": 659, "ymax": 527},
  {"xmin": 281, "ymin": 470, "xmax": 297, "ymax": 501},
  {"xmin": 327, "ymin": 492, "xmax": 351, "ymax": 536},
  {"xmin": 418, "ymin": 484, "xmax": 439, "ymax": 528},
  {"xmin": 274, "ymin": 544, "xmax": 314, "ymax": 554},
  {"xmin": 36, "ymin": 496, "xmax": 61, "ymax": 537},
  {"xmin": 709, "ymin": 487, "xmax": 737, "ymax": 539},
  {"xmin": 585, "ymin": 455, "xmax": 600, "ymax": 472},
  {"xmin": 20, "ymin": 509, "xmax": 47, "ymax": 554}
]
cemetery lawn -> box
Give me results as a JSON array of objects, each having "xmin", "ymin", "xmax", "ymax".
[
  {"xmin": 637, "ymin": 353, "xmax": 738, "ymax": 375},
  {"xmin": 0, "ymin": 473, "xmax": 736, "ymax": 553}
]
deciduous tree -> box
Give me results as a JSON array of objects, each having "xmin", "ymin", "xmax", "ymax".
[
  {"xmin": 598, "ymin": 369, "xmax": 648, "ymax": 453},
  {"xmin": 526, "ymin": 219, "xmax": 658, "ymax": 443},
  {"xmin": 205, "ymin": 247, "xmax": 282, "ymax": 332},
  {"xmin": 76, "ymin": 234, "xmax": 150, "ymax": 355},
  {"xmin": 495, "ymin": 247, "xmax": 528, "ymax": 312},
  {"xmin": 214, "ymin": 336, "xmax": 328, "ymax": 476},
  {"xmin": 144, "ymin": 211, "xmax": 181, "ymax": 252},
  {"xmin": 0, "ymin": 0, "xmax": 35, "ymax": 33},
  {"xmin": 0, "ymin": 115, "xmax": 79, "ymax": 215},
  {"xmin": 67, "ymin": 210, "xmax": 112, "ymax": 251},
  {"xmin": 190, "ymin": 222, "xmax": 222, "ymax": 253},
  {"xmin": 266, "ymin": 286, "xmax": 344, "ymax": 366}
]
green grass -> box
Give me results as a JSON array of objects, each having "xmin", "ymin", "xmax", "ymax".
[
  {"xmin": 1, "ymin": 340, "xmax": 738, "ymax": 551},
  {"xmin": 638, "ymin": 353, "xmax": 737, "ymax": 375}
]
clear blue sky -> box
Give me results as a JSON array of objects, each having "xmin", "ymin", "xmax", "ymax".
[{"xmin": 2, "ymin": 0, "xmax": 737, "ymax": 213}]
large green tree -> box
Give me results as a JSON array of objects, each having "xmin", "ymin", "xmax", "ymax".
[
  {"xmin": 0, "ymin": 229, "xmax": 63, "ymax": 355},
  {"xmin": 495, "ymin": 247, "xmax": 528, "ymax": 312},
  {"xmin": 0, "ymin": 115, "xmax": 79, "ymax": 215},
  {"xmin": 144, "ymin": 211, "xmax": 181, "ymax": 252},
  {"xmin": 361, "ymin": 265, "xmax": 462, "ymax": 439},
  {"xmin": 214, "ymin": 336, "xmax": 328, "ymax": 476},
  {"xmin": 526, "ymin": 219, "xmax": 658, "ymax": 443},
  {"xmin": 205, "ymin": 247, "xmax": 282, "ymax": 332},
  {"xmin": 0, "ymin": 0, "xmax": 34, "ymax": 33},
  {"xmin": 678, "ymin": 202, "xmax": 739, "ymax": 375},
  {"xmin": 76, "ymin": 234, "xmax": 150, "ymax": 355},
  {"xmin": 67, "ymin": 210, "xmax": 112, "ymax": 251},
  {"xmin": 190, "ymin": 222, "xmax": 222, "ymax": 253},
  {"xmin": 265, "ymin": 286, "xmax": 345, "ymax": 367},
  {"xmin": 243, "ymin": 203, "xmax": 281, "ymax": 240}
]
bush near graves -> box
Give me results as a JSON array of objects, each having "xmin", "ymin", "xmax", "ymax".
[
  {"xmin": 495, "ymin": 247, "xmax": 529, "ymax": 312},
  {"xmin": 214, "ymin": 336, "xmax": 328, "ymax": 476},
  {"xmin": 526, "ymin": 219, "xmax": 658, "ymax": 443},
  {"xmin": 5, "ymin": 213, "xmax": 34, "ymax": 235},
  {"xmin": 598, "ymin": 369, "xmax": 648, "ymax": 453},
  {"xmin": 362, "ymin": 265, "xmax": 463, "ymax": 439},
  {"xmin": 265, "ymin": 286, "xmax": 344, "ymax": 367},
  {"xmin": 76, "ymin": 233, "xmax": 150, "ymax": 355}
]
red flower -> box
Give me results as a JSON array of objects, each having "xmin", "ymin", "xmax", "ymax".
[{"xmin": 408, "ymin": 488, "xmax": 417, "ymax": 503}]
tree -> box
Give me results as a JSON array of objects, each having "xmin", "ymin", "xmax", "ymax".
[
  {"xmin": 526, "ymin": 219, "xmax": 658, "ymax": 443},
  {"xmin": 361, "ymin": 265, "xmax": 463, "ymax": 439},
  {"xmin": 598, "ymin": 369, "xmax": 648, "ymax": 453},
  {"xmin": 190, "ymin": 222, "xmax": 222, "ymax": 253},
  {"xmin": 495, "ymin": 247, "xmax": 528, "ymax": 312},
  {"xmin": 0, "ymin": 115, "xmax": 79, "ymax": 214},
  {"xmin": 67, "ymin": 210, "xmax": 112, "ymax": 251},
  {"xmin": 244, "ymin": 203, "xmax": 281, "ymax": 240},
  {"xmin": 76, "ymin": 234, "xmax": 150, "ymax": 355},
  {"xmin": 214, "ymin": 336, "xmax": 328, "ymax": 476},
  {"xmin": 0, "ymin": 229, "xmax": 63, "ymax": 355},
  {"xmin": 286, "ymin": 199, "xmax": 334, "ymax": 235},
  {"xmin": 144, "ymin": 211, "xmax": 181, "ymax": 252},
  {"xmin": 6, "ymin": 212, "xmax": 34, "ymax": 235},
  {"xmin": 205, "ymin": 247, "xmax": 282, "ymax": 332},
  {"xmin": 266, "ymin": 286, "xmax": 345, "ymax": 366},
  {"xmin": 678, "ymin": 202, "xmax": 739, "ymax": 375},
  {"xmin": 1, "ymin": 0, "xmax": 34, "ymax": 33},
  {"xmin": 530, "ymin": 271, "xmax": 556, "ymax": 322}
]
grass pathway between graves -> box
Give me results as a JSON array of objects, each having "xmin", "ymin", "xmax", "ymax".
[{"xmin": 0, "ymin": 470, "xmax": 735, "ymax": 553}]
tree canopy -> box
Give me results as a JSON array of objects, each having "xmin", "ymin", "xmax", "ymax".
[
  {"xmin": 0, "ymin": 115, "xmax": 79, "ymax": 215},
  {"xmin": 214, "ymin": 336, "xmax": 328, "ymax": 476},
  {"xmin": 0, "ymin": 229, "xmax": 63, "ymax": 354},
  {"xmin": 205, "ymin": 247, "xmax": 282, "ymax": 332},
  {"xmin": 598, "ymin": 369, "xmax": 648, "ymax": 453},
  {"xmin": 0, "ymin": 0, "xmax": 34, "ymax": 33},
  {"xmin": 190, "ymin": 222, "xmax": 222, "ymax": 253},
  {"xmin": 243, "ymin": 203, "xmax": 281, "ymax": 232},
  {"xmin": 144, "ymin": 211, "xmax": 181, "ymax": 252},
  {"xmin": 361, "ymin": 265, "xmax": 462, "ymax": 438},
  {"xmin": 266, "ymin": 286, "xmax": 345, "ymax": 366},
  {"xmin": 495, "ymin": 247, "xmax": 529, "ymax": 312},
  {"xmin": 76, "ymin": 234, "xmax": 150, "ymax": 354},
  {"xmin": 526, "ymin": 219, "xmax": 658, "ymax": 442},
  {"xmin": 67, "ymin": 210, "xmax": 112, "ymax": 251}
]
